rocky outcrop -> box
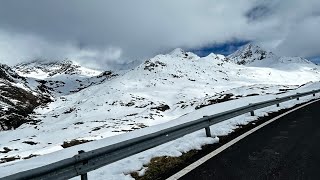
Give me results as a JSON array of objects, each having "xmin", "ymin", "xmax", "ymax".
[{"xmin": 0, "ymin": 64, "xmax": 51, "ymax": 130}]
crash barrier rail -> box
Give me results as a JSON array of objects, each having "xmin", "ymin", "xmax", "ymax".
[{"xmin": 2, "ymin": 89, "xmax": 320, "ymax": 180}]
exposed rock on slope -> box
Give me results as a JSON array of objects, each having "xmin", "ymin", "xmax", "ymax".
[
  {"xmin": 0, "ymin": 64, "xmax": 51, "ymax": 130},
  {"xmin": 0, "ymin": 64, "xmax": 25, "ymax": 82}
]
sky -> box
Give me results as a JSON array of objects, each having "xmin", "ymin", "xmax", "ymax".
[
  {"xmin": 0, "ymin": 0, "xmax": 320, "ymax": 68},
  {"xmin": 190, "ymin": 41, "xmax": 250, "ymax": 57}
]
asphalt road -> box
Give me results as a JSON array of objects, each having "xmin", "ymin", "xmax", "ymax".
[{"xmin": 180, "ymin": 100, "xmax": 320, "ymax": 180}]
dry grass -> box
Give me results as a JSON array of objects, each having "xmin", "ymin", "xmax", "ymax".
[
  {"xmin": 61, "ymin": 139, "xmax": 93, "ymax": 148},
  {"xmin": 131, "ymin": 150, "xmax": 198, "ymax": 180}
]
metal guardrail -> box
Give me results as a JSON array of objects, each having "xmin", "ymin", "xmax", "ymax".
[{"xmin": 2, "ymin": 89, "xmax": 320, "ymax": 180}]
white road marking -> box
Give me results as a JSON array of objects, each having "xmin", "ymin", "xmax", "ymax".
[{"xmin": 166, "ymin": 99, "xmax": 320, "ymax": 180}]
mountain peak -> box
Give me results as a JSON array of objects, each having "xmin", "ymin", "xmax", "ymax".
[
  {"xmin": 228, "ymin": 43, "xmax": 275, "ymax": 65},
  {"xmin": 170, "ymin": 48, "xmax": 185, "ymax": 56},
  {"xmin": 168, "ymin": 48, "xmax": 199, "ymax": 60}
]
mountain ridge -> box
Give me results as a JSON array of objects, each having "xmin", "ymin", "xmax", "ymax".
[{"xmin": 227, "ymin": 43, "xmax": 315, "ymax": 66}]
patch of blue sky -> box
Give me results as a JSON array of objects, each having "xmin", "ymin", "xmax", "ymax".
[{"xmin": 190, "ymin": 40, "xmax": 250, "ymax": 57}]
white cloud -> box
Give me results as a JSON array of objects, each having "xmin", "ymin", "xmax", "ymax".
[
  {"xmin": 0, "ymin": 30, "xmax": 123, "ymax": 69},
  {"xmin": 274, "ymin": 13, "xmax": 320, "ymax": 57},
  {"xmin": 70, "ymin": 47, "xmax": 123, "ymax": 69}
]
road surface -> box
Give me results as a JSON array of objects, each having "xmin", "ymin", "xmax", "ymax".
[{"xmin": 180, "ymin": 100, "xmax": 320, "ymax": 180}]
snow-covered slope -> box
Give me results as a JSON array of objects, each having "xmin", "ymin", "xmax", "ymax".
[{"xmin": 1, "ymin": 47, "xmax": 320, "ymax": 165}]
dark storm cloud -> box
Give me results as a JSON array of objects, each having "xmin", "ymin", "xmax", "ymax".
[
  {"xmin": 245, "ymin": 1, "xmax": 275, "ymax": 22},
  {"xmin": 0, "ymin": 0, "xmax": 320, "ymax": 67}
]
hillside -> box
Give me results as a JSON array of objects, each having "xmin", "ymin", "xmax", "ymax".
[{"xmin": 0, "ymin": 64, "xmax": 51, "ymax": 130}]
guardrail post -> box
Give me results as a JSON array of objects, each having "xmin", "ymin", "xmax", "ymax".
[
  {"xmin": 313, "ymin": 93, "xmax": 316, "ymax": 97},
  {"xmin": 205, "ymin": 127, "xmax": 212, "ymax": 137},
  {"xmin": 276, "ymin": 98, "xmax": 280, "ymax": 107},
  {"xmin": 78, "ymin": 150, "xmax": 88, "ymax": 180},
  {"xmin": 248, "ymin": 103, "xmax": 254, "ymax": 116}
]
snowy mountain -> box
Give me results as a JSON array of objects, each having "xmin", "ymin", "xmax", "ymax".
[
  {"xmin": 227, "ymin": 44, "xmax": 276, "ymax": 65},
  {"xmin": 14, "ymin": 60, "xmax": 101, "ymax": 78},
  {"xmin": 13, "ymin": 60, "xmax": 118, "ymax": 95},
  {"xmin": 0, "ymin": 44, "xmax": 320, "ymax": 167},
  {"xmin": 227, "ymin": 44, "xmax": 314, "ymax": 67},
  {"xmin": 0, "ymin": 64, "xmax": 51, "ymax": 130},
  {"xmin": 0, "ymin": 60, "xmax": 119, "ymax": 130}
]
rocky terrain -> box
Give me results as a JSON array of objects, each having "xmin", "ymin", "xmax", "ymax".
[{"xmin": 0, "ymin": 64, "xmax": 51, "ymax": 130}]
